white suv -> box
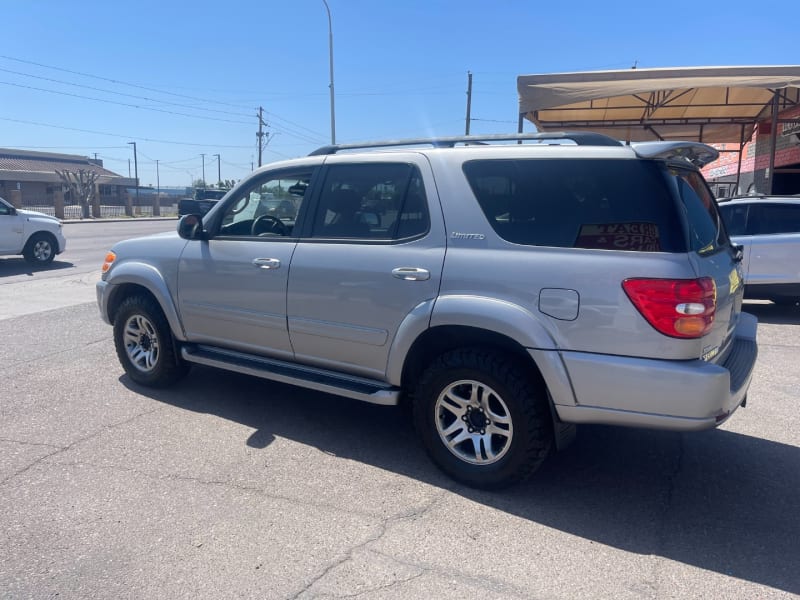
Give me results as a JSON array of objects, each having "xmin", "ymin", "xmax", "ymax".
[
  {"xmin": 0, "ymin": 196, "xmax": 66, "ymax": 265},
  {"xmin": 718, "ymin": 195, "xmax": 800, "ymax": 306}
]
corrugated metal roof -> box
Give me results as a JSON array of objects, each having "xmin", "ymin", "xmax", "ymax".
[{"xmin": 0, "ymin": 148, "xmax": 126, "ymax": 180}]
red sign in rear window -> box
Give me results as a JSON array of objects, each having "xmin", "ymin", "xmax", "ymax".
[{"xmin": 575, "ymin": 223, "xmax": 661, "ymax": 251}]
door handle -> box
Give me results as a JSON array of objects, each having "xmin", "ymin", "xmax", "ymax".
[
  {"xmin": 252, "ymin": 258, "xmax": 281, "ymax": 269},
  {"xmin": 392, "ymin": 267, "xmax": 430, "ymax": 281}
]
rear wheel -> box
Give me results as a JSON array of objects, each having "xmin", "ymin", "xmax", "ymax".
[
  {"xmin": 23, "ymin": 232, "xmax": 57, "ymax": 265},
  {"xmin": 413, "ymin": 348, "xmax": 553, "ymax": 489},
  {"xmin": 113, "ymin": 295, "xmax": 189, "ymax": 387}
]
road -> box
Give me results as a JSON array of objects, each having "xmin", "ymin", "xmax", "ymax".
[
  {"xmin": 0, "ymin": 219, "xmax": 176, "ymax": 320},
  {"xmin": 1, "ymin": 220, "xmax": 799, "ymax": 598}
]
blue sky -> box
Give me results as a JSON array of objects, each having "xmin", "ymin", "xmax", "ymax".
[{"xmin": 2, "ymin": 0, "xmax": 797, "ymax": 187}]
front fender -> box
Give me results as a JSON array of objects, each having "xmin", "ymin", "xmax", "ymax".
[{"xmin": 103, "ymin": 262, "xmax": 186, "ymax": 340}]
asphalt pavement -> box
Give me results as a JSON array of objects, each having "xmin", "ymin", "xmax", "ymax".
[{"xmin": 1, "ymin": 244, "xmax": 799, "ymax": 598}]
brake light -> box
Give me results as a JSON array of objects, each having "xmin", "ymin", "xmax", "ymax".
[{"xmin": 622, "ymin": 277, "xmax": 716, "ymax": 338}]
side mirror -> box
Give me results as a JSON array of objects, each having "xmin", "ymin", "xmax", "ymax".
[
  {"xmin": 732, "ymin": 243, "xmax": 744, "ymax": 263},
  {"xmin": 177, "ymin": 214, "xmax": 205, "ymax": 240}
]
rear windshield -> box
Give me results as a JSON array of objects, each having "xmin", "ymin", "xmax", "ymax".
[{"xmin": 463, "ymin": 158, "xmax": 686, "ymax": 252}]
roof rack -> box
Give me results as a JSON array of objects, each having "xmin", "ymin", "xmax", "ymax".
[{"xmin": 308, "ymin": 132, "xmax": 622, "ymax": 156}]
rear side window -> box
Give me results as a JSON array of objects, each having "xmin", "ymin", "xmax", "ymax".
[
  {"xmin": 311, "ymin": 163, "xmax": 429, "ymax": 240},
  {"xmin": 750, "ymin": 203, "xmax": 800, "ymax": 234},
  {"xmin": 666, "ymin": 168, "xmax": 727, "ymax": 255},
  {"xmin": 463, "ymin": 159, "xmax": 686, "ymax": 252}
]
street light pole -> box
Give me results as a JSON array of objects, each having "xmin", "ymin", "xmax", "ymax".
[
  {"xmin": 200, "ymin": 153, "xmax": 206, "ymax": 187},
  {"xmin": 213, "ymin": 153, "xmax": 221, "ymax": 185},
  {"xmin": 322, "ymin": 0, "xmax": 336, "ymax": 144},
  {"xmin": 127, "ymin": 142, "xmax": 139, "ymax": 212},
  {"xmin": 155, "ymin": 159, "xmax": 161, "ymax": 217}
]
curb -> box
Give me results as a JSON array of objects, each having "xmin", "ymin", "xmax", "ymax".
[{"xmin": 63, "ymin": 217, "xmax": 178, "ymax": 224}]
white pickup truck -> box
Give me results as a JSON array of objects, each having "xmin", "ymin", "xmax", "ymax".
[{"xmin": 0, "ymin": 196, "xmax": 66, "ymax": 265}]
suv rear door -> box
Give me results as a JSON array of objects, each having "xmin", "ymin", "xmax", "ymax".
[{"xmin": 286, "ymin": 156, "xmax": 446, "ymax": 379}]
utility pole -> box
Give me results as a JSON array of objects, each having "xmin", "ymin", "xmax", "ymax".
[
  {"xmin": 127, "ymin": 142, "xmax": 139, "ymax": 208},
  {"xmin": 155, "ymin": 159, "xmax": 161, "ymax": 217},
  {"xmin": 200, "ymin": 153, "xmax": 206, "ymax": 187},
  {"xmin": 465, "ymin": 71, "xmax": 473, "ymax": 135},
  {"xmin": 214, "ymin": 153, "xmax": 221, "ymax": 185},
  {"xmin": 256, "ymin": 107, "xmax": 265, "ymax": 167}
]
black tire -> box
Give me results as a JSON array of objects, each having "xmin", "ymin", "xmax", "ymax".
[
  {"xmin": 412, "ymin": 348, "xmax": 553, "ymax": 489},
  {"xmin": 113, "ymin": 295, "xmax": 189, "ymax": 387},
  {"xmin": 23, "ymin": 232, "xmax": 57, "ymax": 265}
]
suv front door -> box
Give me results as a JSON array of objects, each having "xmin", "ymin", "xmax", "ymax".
[{"xmin": 177, "ymin": 169, "xmax": 315, "ymax": 359}]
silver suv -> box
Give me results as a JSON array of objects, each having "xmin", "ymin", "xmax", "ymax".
[
  {"xmin": 718, "ymin": 195, "xmax": 800, "ymax": 306},
  {"xmin": 97, "ymin": 133, "xmax": 758, "ymax": 489}
]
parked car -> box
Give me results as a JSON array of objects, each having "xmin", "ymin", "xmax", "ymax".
[
  {"xmin": 718, "ymin": 195, "xmax": 800, "ymax": 306},
  {"xmin": 97, "ymin": 133, "xmax": 757, "ymax": 489},
  {"xmin": 178, "ymin": 188, "xmax": 228, "ymax": 217},
  {"xmin": 0, "ymin": 196, "xmax": 66, "ymax": 265}
]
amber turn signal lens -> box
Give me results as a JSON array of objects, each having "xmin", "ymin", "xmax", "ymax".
[{"xmin": 101, "ymin": 251, "xmax": 116, "ymax": 273}]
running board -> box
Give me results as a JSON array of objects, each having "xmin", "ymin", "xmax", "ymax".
[{"xmin": 181, "ymin": 344, "xmax": 401, "ymax": 406}]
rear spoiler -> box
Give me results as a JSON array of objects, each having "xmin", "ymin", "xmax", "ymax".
[{"xmin": 630, "ymin": 142, "xmax": 719, "ymax": 168}]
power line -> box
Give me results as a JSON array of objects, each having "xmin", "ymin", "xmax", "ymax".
[
  {"xmin": 0, "ymin": 54, "xmax": 253, "ymax": 110},
  {"xmin": 0, "ymin": 81, "xmax": 253, "ymax": 125},
  {"xmin": 0, "ymin": 116, "xmax": 254, "ymax": 148},
  {"xmin": 0, "ymin": 54, "xmax": 328, "ymax": 144},
  {"xmin": 0, "ymin": 66, "xmax": 254, "ymax": 119}
]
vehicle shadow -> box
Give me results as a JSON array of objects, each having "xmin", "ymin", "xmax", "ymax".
[
  {"xmin": 743, "ymin": 301, "xmax": 800, "ymax": 325},
  {"xmin": 0, "ymin": 258, "xmax": 74, "ymax": 277},
  {"xmin": 124, "ymin": 367, "xmax": 800, "ymax": 595}
]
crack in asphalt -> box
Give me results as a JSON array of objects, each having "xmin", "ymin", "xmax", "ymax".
[
  {"xmin": 0, "ymin": 437, "xmax": 65, "ymax": 450},
  {"xmin": 0, "ymin": 337, "xmax": 110, "ymax": 372},
  {"xmin": 287, "ymin": 491, "xmax": 447, "ymax": 600},
  {"xmin": 646, "ymin": 432, "xmax": 686, "ymax": 598},
  {"xmin": 0, "ymin": 406, "xmax": 163, "ymax": 487}
]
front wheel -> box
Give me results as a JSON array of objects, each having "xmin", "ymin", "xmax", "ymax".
[
  {"xmin": 113, "ymin": 295, "xmax": 188, "ymax": 387},
  {"xmin": 413, "ymin": 348, "xmax": 553, "ymax": 489},
  {"xmin": 23, "ymin": 233, "xmax": 56, "ymax": 265}
]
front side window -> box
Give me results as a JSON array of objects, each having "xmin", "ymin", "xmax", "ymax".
[
  {"xmin": 217, "ymin": 172, "xmax": 312, "ymax": 238},
  {"xmin": 463, "ymin": 159, "xmax": 685, "ymax": 252},
  {"xmin": 311, "ymin": 163, "xmax": 429, "ymax": 240},
  {"xmin": 719, "ymin": 204, "xmax": 750, "ymax": 236}
]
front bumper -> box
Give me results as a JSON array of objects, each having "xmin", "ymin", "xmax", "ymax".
[{"xmin": 550, "ymin": 312, "xmax": 758, "ymax": 431}]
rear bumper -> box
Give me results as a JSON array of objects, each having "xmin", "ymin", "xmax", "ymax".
[{"xmin": 550, "ymin": 312, "xmax": 758, "ymax": 431}]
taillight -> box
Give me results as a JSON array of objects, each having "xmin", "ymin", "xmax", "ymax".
[{"xmin": 622, "ymin": 277, "xmax": 716, "ymax": 339}]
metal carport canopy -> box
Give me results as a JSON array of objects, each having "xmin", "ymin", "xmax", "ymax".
[{"xmin": 517, "ymin": 65, "xmax": 800, "ymax": 143}]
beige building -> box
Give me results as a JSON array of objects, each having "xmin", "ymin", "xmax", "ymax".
[{"xmin": 0, "ymin": 147, "xmax": 137, "ymax": 218}]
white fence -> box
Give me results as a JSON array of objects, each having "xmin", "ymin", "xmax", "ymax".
[{"xmin": 22, "ymin": 205, "xmax": 179, "ymax": 219}]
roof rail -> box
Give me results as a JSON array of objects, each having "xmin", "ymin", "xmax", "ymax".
[{"xmin": 308, "ymin": 132, "xmax": 622, "ymax": 156}]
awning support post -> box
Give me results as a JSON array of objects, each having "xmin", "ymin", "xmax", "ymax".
[{"xmin": 767, "ymin": 91, "xmax": 779, "ymax": 194}]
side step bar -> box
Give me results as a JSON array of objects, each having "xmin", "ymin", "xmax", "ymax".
[{"xmin": 181, "ymin": 344, "xmax": 401, "ymax": 406}]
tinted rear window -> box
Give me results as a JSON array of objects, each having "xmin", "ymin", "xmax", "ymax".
[{"xmin": 463, "ymin": 159, "xmax": 686, "ymax": 252}]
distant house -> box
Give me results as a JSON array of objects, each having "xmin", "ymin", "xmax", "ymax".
[{"xmin": 0, "ymin": 148, "xmax": 137, "ymax": 216}]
